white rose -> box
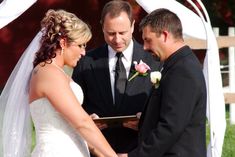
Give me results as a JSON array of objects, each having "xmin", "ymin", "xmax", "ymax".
[{"xmin": 150, "ymin": 71, "xmax": 162, "ymax": 88}]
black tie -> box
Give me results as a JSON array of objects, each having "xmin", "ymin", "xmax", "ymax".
[{"xmin": 114, "ymin": 52, "xmax": 127, "ymax": 106}]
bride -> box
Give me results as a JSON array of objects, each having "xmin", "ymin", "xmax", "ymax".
[{"xmin": 0, "ymin": 9, "xmax": 117, "ymax": 157}]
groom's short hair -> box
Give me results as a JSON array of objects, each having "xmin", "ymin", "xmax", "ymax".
[{"xmin": 139, "ymin": 8, "xmax": 183, "ymax": 39}]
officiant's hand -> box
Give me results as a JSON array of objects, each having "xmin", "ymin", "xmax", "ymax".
[
  {"xmin": 122, "ymin": 112, "xmax": 141, "ymax": 131},
  {"xmin": 90, "ymin": 113, "xmax": 108, "ymax": 130}
]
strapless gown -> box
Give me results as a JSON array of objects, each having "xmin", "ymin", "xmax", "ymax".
[{"xmin": 30, "ymin": 81, "xmax": 90, "ymax": 157}]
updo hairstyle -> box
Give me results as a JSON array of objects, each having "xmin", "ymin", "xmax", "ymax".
[{"xmin": 33, "ymin": 9, "xmax": 92, "ymax": 67}]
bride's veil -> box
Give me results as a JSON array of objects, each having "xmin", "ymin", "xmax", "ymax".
[{"xmin": 0, "ymin": 31, "xmax": 42, "ymax": 157}]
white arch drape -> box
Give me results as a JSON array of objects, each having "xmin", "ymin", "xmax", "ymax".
[{"xmin": 0, "ymin": 0, "xmax": 36, "ymax": 29}]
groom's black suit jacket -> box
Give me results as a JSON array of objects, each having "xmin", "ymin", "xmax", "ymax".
[
  {"xmin": 72, "ymin": 40, "xmax": 160, "ymax": 153},
  {"xmin": 129, "ymin": 46, "xmax": 207, "ymax": 157}
]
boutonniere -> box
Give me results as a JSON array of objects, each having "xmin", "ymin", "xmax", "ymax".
[
  {"xmin": 150, "ymin": 71, "xmax": 162, "ymax": 88},
  {"xmin": 128, "ymin": 60, "xmax": 151, "ymax": 81}
]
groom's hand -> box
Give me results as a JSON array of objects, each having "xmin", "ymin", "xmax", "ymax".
[{"xmin": 90, "ymin": 113, "xmax": 108, "ymax": 130}]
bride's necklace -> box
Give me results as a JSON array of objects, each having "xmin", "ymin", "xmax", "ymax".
[
  {"xmin": 51, "ymin": 60, "xmax": 65, "ymax": 74},
  {"xmin": 51, "ymin": 60, "xmax": 71, "ymax": 80}
]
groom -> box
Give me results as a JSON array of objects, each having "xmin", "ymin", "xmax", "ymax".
[{"xmin": 118, "ymin": 8, "xmax": 207, "ymax": 157}]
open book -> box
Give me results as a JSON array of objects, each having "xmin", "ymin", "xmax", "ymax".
[{"xmin": 93, "ymin": 115, "xmax": 138, "ymax": 127}]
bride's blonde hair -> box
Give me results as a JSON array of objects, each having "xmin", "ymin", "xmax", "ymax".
[{"xmin": 33, "ymin": 9, "xmax": 92, "ymax": 67}]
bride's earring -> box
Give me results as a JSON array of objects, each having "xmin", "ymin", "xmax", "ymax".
[{"xmin": 61, "ymin": 48, "xmax": 64, "ymax": 55}]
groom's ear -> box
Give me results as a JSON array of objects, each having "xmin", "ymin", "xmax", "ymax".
[{"xmin": 162, "ymin": 30, "xmax": 169, "ymax": 43}]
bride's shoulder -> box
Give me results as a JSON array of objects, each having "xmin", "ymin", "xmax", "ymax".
[{"xmin": 32, "ymin": 63, "xmax": 68, "ymax": 82}]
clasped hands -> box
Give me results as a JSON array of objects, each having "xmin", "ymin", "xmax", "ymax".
[{"xmin": 90, "ymin": 112, "xmax": 141, "ymax": 157}]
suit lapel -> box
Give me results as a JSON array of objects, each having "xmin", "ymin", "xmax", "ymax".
[
  {"xmin": 90, "ymin": 45, "xmax": 114, "ymax": 106},
  {"xmin": 125, "ymin": 41, "xmax": 145, "ymax": 91}
]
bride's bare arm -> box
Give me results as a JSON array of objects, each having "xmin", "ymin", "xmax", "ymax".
[{"xmin": 37, "ymin": 66, "xmax": 117, "ymax": 157}]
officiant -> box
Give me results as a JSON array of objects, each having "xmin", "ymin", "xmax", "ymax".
[{"xmin": 72, "ymin": 0, "xmax": 160, "ymax": 154}]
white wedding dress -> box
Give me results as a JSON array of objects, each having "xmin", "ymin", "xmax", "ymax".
[{"xmin": 30, "ymin": 81, "xmax": 90, "ymax": 157}]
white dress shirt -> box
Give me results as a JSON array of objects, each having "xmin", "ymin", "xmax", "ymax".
[{"xmin": 108, "ymin": 40, "xmax": 134, "ymax": 102}]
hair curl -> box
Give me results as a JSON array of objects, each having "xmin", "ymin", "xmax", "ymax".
[{"xmin": 33, "ymin": 9, "xmax": 92, "ymax": 67}]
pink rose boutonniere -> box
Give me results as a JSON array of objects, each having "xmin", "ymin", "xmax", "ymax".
[{"xmin": 128, "ymin": 60, "xmax": 151, "ymax": 81}]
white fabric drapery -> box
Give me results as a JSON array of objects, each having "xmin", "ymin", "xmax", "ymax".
[
  {"xmin": 0, "ymin": 0, "xmax": 37, "ymax": 28},
  {"xmin": 0, "ymin": 31, "xmax": 42, "ymax": 157},
  {"xmin": 0, "ymin": 0, "xmax": 38, "ymax": 156}
]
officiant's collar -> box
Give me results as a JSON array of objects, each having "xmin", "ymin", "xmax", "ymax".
[{"xmin": 108, "ymin": 40, "xmax": 133, "ymax": 62}]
